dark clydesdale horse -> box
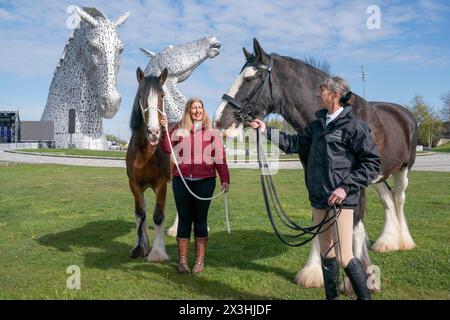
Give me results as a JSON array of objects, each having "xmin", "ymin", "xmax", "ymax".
[{"xmin": 214, "ymin": 39, "xmax": 418, "ymax": 290}]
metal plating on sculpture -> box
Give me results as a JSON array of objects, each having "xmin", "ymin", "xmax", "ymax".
[
  {"xmin": 41, "ymin": 7, "xmax": 129, "ymax": 149},
  {"xmin": 140, "ymin": 36, "xmax": 221, "ymax": 124}
]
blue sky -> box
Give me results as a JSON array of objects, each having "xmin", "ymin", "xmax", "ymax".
[{"xmin": 0, "ymin": 0, "xmax": 449, "ymax": 140}]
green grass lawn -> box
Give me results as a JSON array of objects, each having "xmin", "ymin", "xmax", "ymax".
[
  {"xmin": 0, "ymin": 164, "xmax": 449, "ymax": 299},
  {"xmin": 433, "ymin": 142, "xmax": 450, "ymax": 153},
  {"xmin": 17, "ymin": 148, "xmax": 126, "ymax": 158}
]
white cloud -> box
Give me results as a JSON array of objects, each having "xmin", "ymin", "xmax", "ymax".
[{"xmin": 0, "ymin": 0, "xmax": 449, "ymax": 139}]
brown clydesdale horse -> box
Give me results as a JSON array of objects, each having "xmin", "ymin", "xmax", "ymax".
[
  {"xmin": 214, "ymin": 39, "xmax": 418, "ymax": 292},
  {"xmin": 126, "ymin": 67, "xmax": 172, "ymax": 262}
]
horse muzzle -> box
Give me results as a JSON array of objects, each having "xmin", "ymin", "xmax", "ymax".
[{"xmin": 147, "ymin": 129, "xmax": 160, "ymax": 145}]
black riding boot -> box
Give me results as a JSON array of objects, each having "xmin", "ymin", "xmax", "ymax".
[
  {"xmin": 344, "ymin": 257, "xmax": 371, "ymax": 300},
  {"xmin": 322, "ymin": 256, "xmax": 340, "ymax": 300}
]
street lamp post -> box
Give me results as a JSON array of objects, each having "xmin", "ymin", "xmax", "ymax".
[{"xmin": 361, "ymin": 65, "xmax": 366, "ymax": 99}]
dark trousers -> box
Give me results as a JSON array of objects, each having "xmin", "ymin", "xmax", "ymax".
[{"xmin": 172, "ymin": 176, "xmax": 216, "ymax": 238}]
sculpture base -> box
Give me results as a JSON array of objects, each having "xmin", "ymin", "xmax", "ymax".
[{"xmin": 55, "ymin": 133, "xmax": 108, "ymax": 150}]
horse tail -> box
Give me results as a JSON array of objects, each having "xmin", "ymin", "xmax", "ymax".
[
  {"xmin": 408, "ymin": 116, "xmax": 419, "ymax": 169},
  {"xmin": 353, "ymin": 188, "xmax": 366, "ymax": 225}
]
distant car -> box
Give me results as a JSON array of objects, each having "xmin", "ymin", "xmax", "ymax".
[{"xmin": 109, "ymin": 141, "xmax": 120, "ymax": 150}]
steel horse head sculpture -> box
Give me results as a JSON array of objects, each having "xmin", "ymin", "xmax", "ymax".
[{"xmin": 41, "ymin": 7, "xmax": 129, "ymax": 149}]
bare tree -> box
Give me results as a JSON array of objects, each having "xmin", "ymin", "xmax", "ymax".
[{"xmin": 441, "ymin": 91, "xmax": 450, "ymax": 121}]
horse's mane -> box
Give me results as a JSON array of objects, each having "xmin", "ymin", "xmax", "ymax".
[
  {"xmin": 130, "ymin": 93, "xmax": 144, "ymax": 132},
  {"xmin": 130, "ymin": 77, "xmax": 162, "ymax": 133},
  {"xmin": 273, "ymin": 54, "xmax": 331, "ymax": 76},
  {"xmin": 303, "ymin": 56, "xmax": 331, "ymax": 75}
]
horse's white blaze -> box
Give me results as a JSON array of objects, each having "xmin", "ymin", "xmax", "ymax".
[
  {"xmin": 147, "ymin": 89, "xmax": 160, "ymax": 133},
  {"xmin": 371, "ymin": 182, "xmax": 401, "ymax": 252},
  {"xmin": 214, "ymin": 66, "xmax": 257, "ymax": 124},
  {"xmin": 393, "ymin": 168, "xmax": 416, "ymax": 250},
  {"xmin": 295, "ymin": 237, "xmax": 323, "ymax": 288},
  {"xmin": 148, "ymin": 222, "xmax": 169, "ymax": 262}
]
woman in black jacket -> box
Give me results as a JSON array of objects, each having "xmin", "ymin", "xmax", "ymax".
[{"xmin": 251, "ymin": 76, "xmax": 381, "ymax": 300}]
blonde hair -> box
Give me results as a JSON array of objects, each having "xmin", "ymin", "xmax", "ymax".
[
  {"xmin": 178, "ymin": 97, "xmax": 212, "ymax": 135},
  {"xmin": 320, "ymin": 76, "xmax": 353, "ymax": 106}
]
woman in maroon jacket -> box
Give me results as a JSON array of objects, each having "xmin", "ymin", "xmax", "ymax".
[{"xmin": 160, "ymin": 97, "xmax": 230, "ymax": 274}]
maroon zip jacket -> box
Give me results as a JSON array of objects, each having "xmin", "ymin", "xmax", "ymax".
[{"xmin": 161, "ymin": 124, "xmax": 230, "ymax": 185}]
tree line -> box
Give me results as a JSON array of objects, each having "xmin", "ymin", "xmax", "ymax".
[
  {"xmin": 265, "ymin": 91, "xmax": 450, "ymax": 149},
  {"xmin": 407, "ymin": 91, "xmax": 450, "ymax": 148}
]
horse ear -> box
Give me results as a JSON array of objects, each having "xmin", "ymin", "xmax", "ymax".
[
  {"xmin": 136, "ymin": 67, "xmax": 144, "ymax": 82},
  {"xmin": 140, "ymin": 48, "xmax": 156, "ymax": 58},
  {"xmin": 114, "ymin": 11, "xmax": 130, "ymax": 28},
  {"xmin": 159, "ymin": 68, "xmax": 168, "ymax": 85},
  {"xmin": 253, "ymin": 38, "xmax": 269, "ymax": 63},
  {"xmin": 242, "ymin": 47, "xmax": 252, "ymax": 60},
  {"xmin": 74, "ymin": 6, "xmax": 99, "ymax": 27}
]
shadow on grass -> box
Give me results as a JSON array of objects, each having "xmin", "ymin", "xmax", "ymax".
[
  {"xmin": 37, "ymin": 219, "xmax": 135, "ymax": 269},
  {"xmin": 37, "ymin": 220, "xmax": 303, "ymax": 298}
]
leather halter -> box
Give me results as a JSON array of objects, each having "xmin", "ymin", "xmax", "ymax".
[{"xmin": 221, "ymin": 55, "xmax": 274, "ymax": 124}]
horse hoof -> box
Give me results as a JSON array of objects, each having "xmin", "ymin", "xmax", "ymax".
[
  {"xmin": 147, "ymin": 248, "xmax": 169, "ymax": 262},
  {"xmin": 295, "ymin": 264, "xmax": 323, "ymax": 288},
  {"xmin": 371, "ymin": 236, "xmax": 400, "ymax": 253},
  {"xmin": 399, "ymin": 232, "xmax": 416, "ymax": 250},
  {"xmin": 130, "ymin": 245, "xmax": 150, "ymax": 259}
]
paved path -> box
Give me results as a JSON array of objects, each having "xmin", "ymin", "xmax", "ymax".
[{"xmin": 1, "ymin": 150, "xmax": 449, "ymax": 172}]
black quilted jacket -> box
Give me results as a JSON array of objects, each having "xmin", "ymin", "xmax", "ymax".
[{"xmin": 266, "ymin": 106, "xmax": 381, "ymax": 209}]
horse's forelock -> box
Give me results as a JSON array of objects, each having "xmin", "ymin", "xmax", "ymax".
[{"xmin": 130, "ymin": 77, "xmax": 164, "ymax": 132}]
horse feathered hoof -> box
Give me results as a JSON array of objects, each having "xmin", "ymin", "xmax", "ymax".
[
  {"xmin": 295, "ymin": 264, "xmax": 324, "ymax": 288},
  {"xmin": 130, "ymin": 245, "xmax": 150, "ymax": 258}
]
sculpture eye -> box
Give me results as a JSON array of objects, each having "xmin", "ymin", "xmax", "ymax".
[{"xmin": 117, "ymin": 42, "xmax": 125, "ymax": 54}]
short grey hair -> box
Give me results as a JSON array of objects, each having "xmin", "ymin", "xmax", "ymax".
[
  {"xmin": 320, "ymin": 76, "xmax": 349, "ymax": 95},
  {"xmin": 320, "ymin": 76, "xmax": 353, "ymax": 106}
]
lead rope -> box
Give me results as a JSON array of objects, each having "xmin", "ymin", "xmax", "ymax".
[
  {"xmin": 256, "ymin": 128, "xmax": 342, "ymax": 246},
  {"xmin": 153, "ymin": 106, "xmax": 230, "ymax": 233}
]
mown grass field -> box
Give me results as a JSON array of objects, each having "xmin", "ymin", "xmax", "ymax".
[
  {"xmin": 0, "ymin": 163, "xmax": 449, "ymax": 300},
  {"xmin": 18, "ymin": 148, "xmax": 126, "ymax": 158}
]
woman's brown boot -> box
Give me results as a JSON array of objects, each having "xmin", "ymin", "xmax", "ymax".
[
  {"xmin": 177, "ymin": 237, "xmax": 190, "ymax": 274},
  {"xmin": 192, "ymin": 237, "xmax": 208, "ymax": 273}
]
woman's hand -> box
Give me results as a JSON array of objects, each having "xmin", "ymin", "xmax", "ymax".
[
  {"xmin": 160, "ymin": 115, "xmax": 168, "ymax": 127},
  {"xmin": 250, "ymin": 119, "xmax": 266, "ymax": 133},
  {"xmin": 221, "ymin": 182, "xmax": 230, "ymax": 193},
  {"xmin": 328, "ymin": 187, "xmax": 347, "ymax": 206}
]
